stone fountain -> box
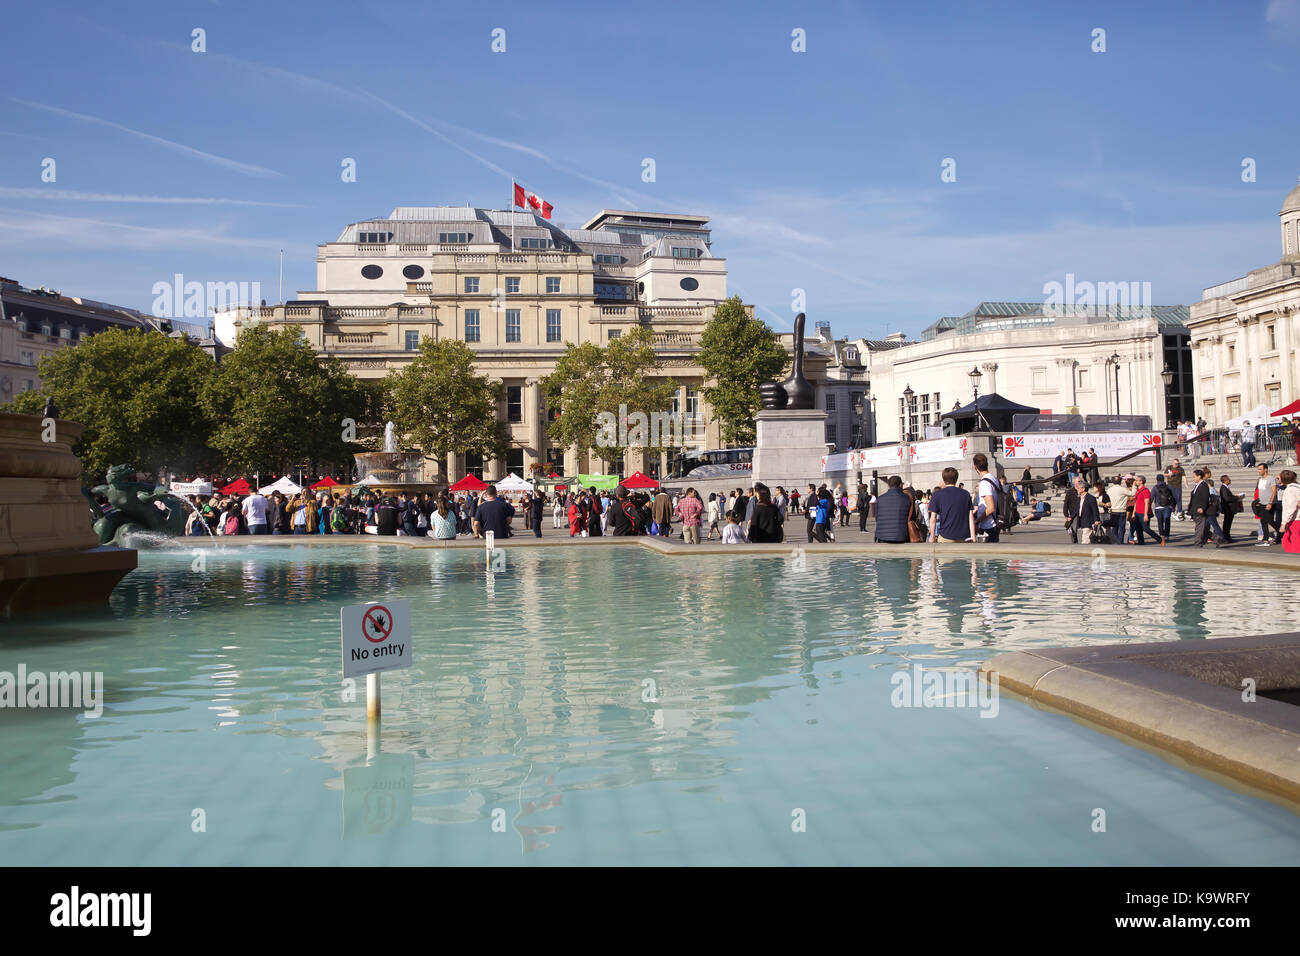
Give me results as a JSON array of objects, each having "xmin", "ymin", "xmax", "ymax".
[
  {"xmin": 352, "ymin": 421, "xmax": 429, "ymax": 490},
  {"xmin": 0, "ymin": 412, "xmax": 136, "ymax": 615}
]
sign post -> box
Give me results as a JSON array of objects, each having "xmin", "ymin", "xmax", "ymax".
[{"xmin": 340, "ymin": 599, "xmax": 412, "ymax": 757}]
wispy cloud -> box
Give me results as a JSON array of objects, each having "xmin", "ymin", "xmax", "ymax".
[
  {"xmin": 0, "ymin": 208, "xmax": 287, "ymax": 250},
  {"xmin": 12, "ymin": 99, "xmax": 282, "ymax": 178},
  {"xmin": 0, "ymin": 186, "xmax": 302, "ymax": 207},
  {"xmin": 1267, "ymin": 0, "xmax": 1300, "ymax": 28}
]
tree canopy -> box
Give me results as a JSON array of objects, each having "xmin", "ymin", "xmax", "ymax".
[
  {"xmin": 200, "ymin": 324, "xmax": 365, "ymax": 475},
  {"xmin": 3, "ymin": 327, "xmax": 217, "ymax": 479},
  {"xmin": 697, "ymin": 296, "xmax": 787, "ymax": 445},
  {"xmin": 385, "ymin": 338, "xmax": 508, "ymax": 472},
  {"xmin": 543, "ymin": 326, "xmax": 676, "ymax": 471}
]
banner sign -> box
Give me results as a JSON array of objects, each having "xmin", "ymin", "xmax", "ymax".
[
  {"xmin": 855, "ymin": 446, "xmax": 907, "ymax": 470},
  {"xmin": 908, "ymin": 436, "xmax": 969, "ymax": 465},
  {"xmin": 999, "ymin": 432, "xmax": 1161, "ymax": 459},
  {"xmin": 821, "ymin": 452, "xmax": 854, "ymax": 473}
]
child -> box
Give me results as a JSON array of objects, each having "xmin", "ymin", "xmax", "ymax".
[{"xmin": 721, "ymin": 513, "xmax": 745, "ymax": 544}]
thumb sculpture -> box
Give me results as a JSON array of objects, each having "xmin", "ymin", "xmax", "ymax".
[{"xmin": 758, "ymin": 312, "xmax": 815, "ymax": 410}]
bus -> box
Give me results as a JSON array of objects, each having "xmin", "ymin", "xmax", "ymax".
[{"xmin": 668, "ymin": 447, "xmax": 755, "ymax": 480}]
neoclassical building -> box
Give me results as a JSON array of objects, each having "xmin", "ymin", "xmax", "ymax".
[
  {"xmin": 214, "ymin": 206, "xmax": 820, "ymax": 479},
  {"xmin": 865, "ymin": 301, "xmax": 1193, "ymax": 444},
  {"xmin": 1187, "ymin": 179, "xmax": 1300, "ymax": 424}
]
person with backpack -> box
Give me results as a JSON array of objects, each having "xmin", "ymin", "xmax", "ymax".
[
  {"xmin": 221, "ymin": 500, "xmax": 245, "ymax": 536},
  {"xmin": 1151, "ymin": 474, "xmax": 1175, "ymax": 543},
  {"xmin": 1219, "ymin": 474, "xmax": 1242, "ymax": 543},
  {"xmin": 973, "ymin": 453, "xmax": 1007, "ymax": 542},
  {"xmin": 607, "ymin": 485, "xmax": 641, "ymax": 536}
]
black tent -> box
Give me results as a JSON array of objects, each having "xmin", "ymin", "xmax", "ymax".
[{"xmin": 941, "ymin": 392, "xmax": 1040, "ymax": 434}]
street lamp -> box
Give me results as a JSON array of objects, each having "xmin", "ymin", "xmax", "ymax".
[
  {"xmin": 968, "ymin": 366, "xmax": 989, "ymax": 432},
  {"xmin": 902, "ymin": 384, "xmax": 914, "ymax": 441},
  {"xmin": 1109, "ymin": 352, "xmax": 1122, "ymax": 416},
  {"xmin": 1160, "ymin": 363, "xmax": 1175, "ymax": 431}
]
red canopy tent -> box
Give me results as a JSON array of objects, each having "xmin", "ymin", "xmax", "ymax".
[
  {"xmin": 310, "ymin": 477, "xmax": 340, "ymax": 489},
  {"xmin": 219, "ymin": 478, "xmax": 251, "ymax": 495},
  {"xmin": 1272, "ymin": 399, "xmax": 1300, "ymax": 417},
  {"xmin": 621, "ymin": 471, "xmax": 659, "ymax": 490},
  {"xmin": 448, "ymin": 475, "xmax": 488, "ymax": 492}
]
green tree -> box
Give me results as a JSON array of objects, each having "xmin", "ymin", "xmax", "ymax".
[
  {"xmin": 386, "ymin": 339, "xmax": 508, "ymax": 475},
  {"xmin": 697, "ymin": 296, "xmax": 787, "ymax": 445},
  {"xmin": 2, "ymin": 327, "xmax": 217, "ymax": 480},
  {"xmin": 542, "ymin": 341, "xmax": 605, "ymax": 469},
  {"xmin": 200, "ymin": 324, "xmax": 364, "ymax": 475},
  {"xmin": 542, "ymin": 327, "xmax": 675, "ymax": 472},
  {"xmin": 597, "ymin": 326, "xmax": 677, "ymax": 469}
]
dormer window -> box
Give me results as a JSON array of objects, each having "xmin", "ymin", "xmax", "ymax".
[{"xmin": 671, "ymin": 246, "xmax": 701, "ymax": 258}]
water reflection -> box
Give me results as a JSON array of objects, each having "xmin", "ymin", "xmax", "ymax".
[{"xmin": 0, "ymin": 545, "xmax": 1295, "ymax": 861}]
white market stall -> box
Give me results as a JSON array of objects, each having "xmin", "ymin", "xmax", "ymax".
[
  {"xmin": 495, "ymin": 474, "xmax": 534, "ymax": 493},
  {"xmin": 258, "ymin": 476, "xmax": 302, "ymax": 495}
]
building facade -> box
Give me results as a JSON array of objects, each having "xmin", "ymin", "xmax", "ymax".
[
  {"xmin": 1187, "ymin": 180, "xmax": 1300, "ymax": 424},
  {"xmin": 0, "ymin": 278, "xmax": 214, "ymax": 402},
  {"xmin": 866, "ymin": 301, "xmax": 1192, "ymax": 445},
  {"xmin": 809, "ymin": 323, "xmax": 908, "ymax": 451},
  {"xmin": 215, "ymin": 207, "xmax": 812, "ymax": 480}
]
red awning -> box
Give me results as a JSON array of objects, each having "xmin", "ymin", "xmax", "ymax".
[
  {"xmin": 1272, "ymin": 399, "xmax": 1300, "ymax": 417},
  {"xmin": 310, "ymin": 477, "xmax": 340, "ymax": 489},
  {"xmin": 448, "ymin": 475, "xmax": 489, "ymax": 492},
  {"xmin": 219, "ymin": 478, "xmax": 251, "ymax": 495},
  {"xmin": 621, "ymin": 471, "xmax": 659, "ymax": 489}
]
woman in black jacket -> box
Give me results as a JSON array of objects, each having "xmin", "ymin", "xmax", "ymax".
[{"xmin": 747, "ymin": 487, "xmax": 784, "ymax": 543}]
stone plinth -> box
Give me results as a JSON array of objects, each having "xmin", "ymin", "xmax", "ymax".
[
  {"xmin": 752, "ymin": 408, "xmax": 829, "ymax": 489},
  {"xmin": 0, "ymin": 413, "xmax": 135, "ymax": 615}
]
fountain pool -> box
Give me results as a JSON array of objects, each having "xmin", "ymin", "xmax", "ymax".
[{"xmin": 0, "ymin": 544, "xmax": 1296, "ymax": 865}]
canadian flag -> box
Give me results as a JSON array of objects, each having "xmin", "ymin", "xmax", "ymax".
[{"xmin": 513, "ymin": 183, "xmax": 552, "ymax": 219}]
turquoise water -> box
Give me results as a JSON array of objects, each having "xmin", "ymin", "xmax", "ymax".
[{"xmin": 0, "ymin": 544, "xmax": 1297, "ymax": 865}]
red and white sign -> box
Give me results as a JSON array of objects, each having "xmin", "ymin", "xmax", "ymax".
[
  {"xmin": 341, "ymin": 599, "xmax": 411, "ymax": 678},
  {"xmin": 999, "ymin": 432, "xmax": 1160, "ymax": 460}
]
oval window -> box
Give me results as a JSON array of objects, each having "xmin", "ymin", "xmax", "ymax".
[
  {"xmin": 679, "ymin": 277, "xmax": 699, "ymax": 291},
  {"xmin": 361, "ymin": 264, "xmax": 383, "ymax": 280},
  {"xmin": 402, "ymin": 264, "xmax": 425, "ymax": 280}
]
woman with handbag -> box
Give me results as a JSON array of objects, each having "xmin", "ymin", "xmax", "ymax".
[{"xmin": 1279, "ymin": 470, "xmax": 1300, "ymax": 553}]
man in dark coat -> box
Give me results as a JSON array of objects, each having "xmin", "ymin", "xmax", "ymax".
[
  {"xmin": 873, "ymin": 476, "xmax": 911, "ymax": 543},
  {"xmin": 1063, "ymin": 477, "xmax": 1085, "ymax": 544},
  {"xmin": 607, "ymin": 486, "xmax": 640, "ymax": 536},
  {"xmin": 1187, "ymin": 469, "xmax": 1220, "ymax": 547}
]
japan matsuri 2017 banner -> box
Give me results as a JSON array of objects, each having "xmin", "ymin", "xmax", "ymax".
[{"xmin": 999, "ymin": 432, "xmax": 1162, "ymax": 460}]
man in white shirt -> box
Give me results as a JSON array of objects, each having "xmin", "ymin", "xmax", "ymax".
[
  {"xmin": 1108, "ymin": 475, "xmax": 1134, "ymax": 544},
  {"xmin": 242, "ymin": 491, "xmax": 269, "ymax": 535},
  {"xmin": 1239, "ymin": 421, "xmax": 1257, "ymax": 466},
  {"xmin": 1256, "ymin": 464, "xmax": 1280, "ymax": 545},
  {"xmin": 973, "ymin": 453, "xmax": 1002, "ymax": 542}
]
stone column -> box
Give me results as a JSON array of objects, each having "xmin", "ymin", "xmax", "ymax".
[{"xmin": 525, "ymin": 378, "xmax": 542, "ymax": 473}]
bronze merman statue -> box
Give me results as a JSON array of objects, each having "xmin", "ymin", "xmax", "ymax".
[
  {"xmin": 759, "ymin": 312, "xmax": 815, "ymax": 410},
  {"xmin": 82, "ymin": 464, "xmax": 188, "ymax": 546}
]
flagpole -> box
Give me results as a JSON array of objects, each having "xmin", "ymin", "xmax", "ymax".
[{"xmin": 510, "ymin": 178, "xmax": 515, "ymax": 252}]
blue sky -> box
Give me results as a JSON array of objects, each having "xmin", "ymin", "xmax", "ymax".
[{"xmin": 2, "ymin": 0, "xmax": 1299, "ymax": 339}]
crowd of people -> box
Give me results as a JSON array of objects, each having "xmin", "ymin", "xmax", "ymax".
[{"xmin": 175, "ymin": 444, "xmax": 1300, "ymax": 554}]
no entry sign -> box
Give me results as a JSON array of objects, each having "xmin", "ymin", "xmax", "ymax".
[{"xmin": 341, "ymin": 599, "xmax": 412, "ymax": 678}]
